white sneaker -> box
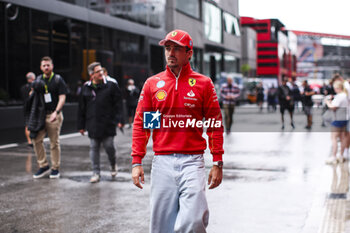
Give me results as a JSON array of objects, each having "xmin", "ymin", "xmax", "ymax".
[
  {"xmin": 90, "ymin": 174, "xmax": 100, "ymax": 183},
  {"xmin": 111, "ymin": 164, "xmax": 118, "ymax": 178},
  {"xmin": 337, "ymin": 156, "xmax": 345, "ymax": 163},
  {"xmin": 325, "ymin": 156, "xmax": 338, "ymax": 165}
]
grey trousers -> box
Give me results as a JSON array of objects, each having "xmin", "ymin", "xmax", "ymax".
[
  {"xmin": 150, "ymin": 154, "xmax": 209, "ymax": 233},
  {"xmin": 89, "ymin": 136, "xmax": 116, "ymax": 175}
]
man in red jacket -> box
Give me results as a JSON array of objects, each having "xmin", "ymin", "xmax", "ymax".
[{"xmin": 131, "ymin": 29, "xmax": 224, "ymax": 233}]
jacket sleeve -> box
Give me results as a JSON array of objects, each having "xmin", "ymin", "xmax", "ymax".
[
  {"xmin": 77, "ymin": 86, "xmax": 86, "ymax": 130},
  {"xmin": 203, "ymin": 79, "xmax": 224, "ymax": 161},
  {"xmin": 131, "ymin": 80, "xmax": 152, "ymax": 164}
]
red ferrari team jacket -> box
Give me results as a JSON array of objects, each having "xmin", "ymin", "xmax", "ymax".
[{"xmin": 131, "ymin": 62, "xmax": 224, "ymax": 164}]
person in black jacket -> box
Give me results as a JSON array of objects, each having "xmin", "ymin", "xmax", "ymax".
[
  {"xmin": 77, "ymin": 62, "xmax": 123, "ymax": 183},
  {"xmin": 301, "ymin": 80, "xmax": 315, "ymax": 129},
  {"xmin": 20, "ymin": 72, "xmax": 36, "ymax": 146},
  {"xmin": 278, "ymin": 78, "xmax": 295, "ymax": 130}
]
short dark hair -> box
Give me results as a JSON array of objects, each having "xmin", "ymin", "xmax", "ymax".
[
  {"xmin": 41, "ymin": 56, "xmax": 53, "ymax": 64},
  {"xmin": 87, "ymin": 62, "xmax": 101, "ymax": 75}
]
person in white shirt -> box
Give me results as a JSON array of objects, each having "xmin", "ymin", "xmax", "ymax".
[
  {"xmin": 331, "ymin": 74, "xmax": 350, "ymax": 159},
  {"xmin": 325, "ymin": 80, "xmax": 349, "ymax": 164}
]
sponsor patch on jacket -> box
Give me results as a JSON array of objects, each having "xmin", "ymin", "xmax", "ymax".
[
  {"xmin": 187, "ymin": 90, "xmax": 195, "ymax": 97},
  {"xmin": 188, "ymin": 78, "xmax": 196, "ymax": 87},
  {"xmin": 155, "ymin": 90, "xmax": 167, "ymax": 101},
  {"xmin": 184, "ymin": 103, "xmax": 196, "ymax": 108},
  {"xmin": 156, "ymin": 80, "xmax": 165, "ymax": 88}
]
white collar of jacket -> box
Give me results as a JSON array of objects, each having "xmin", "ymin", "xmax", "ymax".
[{"xmin": 85, "ymin": 76, "xmax": 108, "ymax": 86}]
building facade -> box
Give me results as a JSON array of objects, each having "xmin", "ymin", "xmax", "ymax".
[
  {"xmin": 293, "ymin": 30, "xmax": 350, "ymax": 80},
  {"xmin": 0, "ymin": 0, "xmax": 241, "ymax": 144},
  {"xmin": 240, "ymin": 27, "xmax": 256, "ymax": 77},
  {"xmin": 240, "ymin": 17, "xmax": 297, "ymax": 84}
]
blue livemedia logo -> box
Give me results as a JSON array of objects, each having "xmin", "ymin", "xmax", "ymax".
[{"xmin": 143, "ymin": 110, "xmax": 162, "ymax": 129}]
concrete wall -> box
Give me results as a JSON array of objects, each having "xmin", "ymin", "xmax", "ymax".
[
  {"xmin": 173, "ymin": 11, "xmax": 205, "ymax": 49},
  {"xmin": 0, "ymin": 103, "xmax": 78, "ymax": 145},
  {"xmin": 241, "ymin": 27, "xmax": 257, "ymax": 69},
  {"xmin": 223, "ymin": 33, "xmax": 241, "ymax": 57},
  {"xmin": 5, "ymin": 0, "xmax": 165, "ymax": 40},
  {"xmin": 167, "ymin": 0, "xmax": 240, "ymax": 55},
  {"xmin": 217, "ymin": 0, "xmax": 239, "ymax": 16},
  {"xmin": 165, "ymin": 0, "xmax": 205, "ymax": 49}
]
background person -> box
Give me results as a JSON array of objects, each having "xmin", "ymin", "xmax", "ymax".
[
  {"xmin": 20, "ymin": 72, "xmax": 36, "ymax": 147},
  {"xmin": 125, "ymin": 78, "xmax": 140, "ymax": 128},
  {"xmin": 278, "ymin": 78, "xmax": 295, "ymax": 130},
  {"xmin": 267, "ymin": 84, "xmax": 277, "ymax": 112},
  {"xmin": 291, "ymin": 81, "xmax": 301, "ymax": 112},
  {"xmin": 301, "ymin": 80, "xmax": 315, "ymax": 130},
  {"xmin": 325, "ymin": 80, "xmax": 348, "ymax": 164},
  {"xmin": 31, "ymin": 56, "xmax": 68, "ymax": 179},
  {"xmin": 220, "ymin": 75, "xmax": 240, "ymax": 134},
  {"xmin": 256, "ymin": 82, "xmax": 264, "ymax": 112},
  {"xmin": 78, "ymin": 62, "xmax": 123, "ymax": 183}
]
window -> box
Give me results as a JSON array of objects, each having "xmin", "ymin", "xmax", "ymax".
[
  {"xmin": 176, "ymin": 0, "xmax": 200, "ymax": 19},
  {"xmin": 204, "ymin": 52, "xmax": 222, "ymax": 80},
  {"xmin": 51, "ymin": 15, "xmax": 70, "ymax": 71},
  {"xmin": 224, "ymin": 54, "xmax": 238, "ymax": 73},
  {"xmin": 223, "ymin": 12, "xmax": 240, "ymax": 36},
  {"xmin": 204, "ymin": 2, "xmax": 222, "ymax": 43},
  {"xmin": 190, "ymin": 48, "xmax": 203, "ymax": 72}
]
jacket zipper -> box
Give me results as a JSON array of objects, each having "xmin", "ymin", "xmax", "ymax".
[
  {"xmin": 170, "ymin": 68, "xmax": 182, "ymax": 91},
  {"xmin": 175, "ymin": 75, "xmax": 179, "ymax": 90}
]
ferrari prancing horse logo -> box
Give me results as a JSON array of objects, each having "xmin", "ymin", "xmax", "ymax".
[{"xmin": 188, "ymin": 78, "xmax": 196, "ymax": 87}]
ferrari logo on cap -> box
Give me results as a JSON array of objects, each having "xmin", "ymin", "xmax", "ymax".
[
  {"xmin": 171, "ymin": 31, "xmax": 178, "ymax": 37},
  {"xmin": 188, "ymin": 78, "xmax": 196, "ymax": 87}
]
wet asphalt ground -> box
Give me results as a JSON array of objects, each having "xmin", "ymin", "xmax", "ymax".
[{"xmin": 1, "ymin": 105, "xmax": 349, "ymax": 233}]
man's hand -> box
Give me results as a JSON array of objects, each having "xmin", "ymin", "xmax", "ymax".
[
  {"xmin": 117, "ymin": 123, "xmax": 124, "ymax": 128},
  {"xmin": 49, "ymin": 111, "xmax": 57, "ymax": 122},
  {"xmin": 208, "ymin": 166, "xmax": 223, "ymax": 189},
  {"xmin": 79, "ymin": 129, "xmax": 85, "ymax": 136},
  {"xmin": 132, "ymin": 165, "xmax": 145, "ymax": 189}
]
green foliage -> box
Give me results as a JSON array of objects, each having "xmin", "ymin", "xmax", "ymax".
[{"xmin": 241, "ymin": 64, "xmax": 251, "ymax": 75}]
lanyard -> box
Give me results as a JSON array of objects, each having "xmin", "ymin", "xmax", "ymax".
[{"xmin": 43, "ymin": 72, "xmax": 54, "ymax": 93}]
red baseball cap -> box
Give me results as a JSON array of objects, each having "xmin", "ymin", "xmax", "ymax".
[{"xmin": 159, "ymin": 29, "xmax": 193, "ymax": 50}]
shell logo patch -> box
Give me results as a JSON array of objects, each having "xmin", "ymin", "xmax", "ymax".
[
  {"xmin": 171, "ymin": 31, "xmax": 178, "ymax": 37},
  {"xmin": 188, "ymin": 78, "xmax": 196, "ymax": 87},
  {"xmin": 155, "ymin": 90, "xmax": 167, "ymax": 101}
]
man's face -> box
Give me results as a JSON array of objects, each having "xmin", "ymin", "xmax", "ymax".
[
  {"xmin": 91, "ymin": 65, "xmax": 104, "ymax": 82},
  {"xmin": 164, "ymin": 41, "xmax": 192, "ymax": 69},
  {"xmin": 27, "ymin": 76, "xmax": 34, "ymax": 84},
  {"xmin": 40, "ymin": 60, "xmax": 53, "ymax": 76}
]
